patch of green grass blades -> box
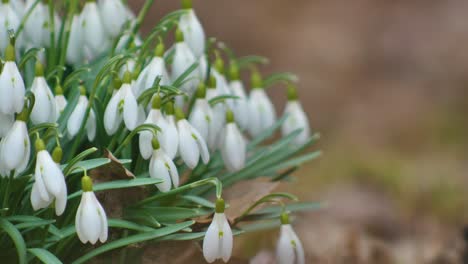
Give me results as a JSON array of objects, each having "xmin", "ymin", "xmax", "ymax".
[{"xmin": 0, "ymin": 0, "xmax": 321, "ymax": 263}]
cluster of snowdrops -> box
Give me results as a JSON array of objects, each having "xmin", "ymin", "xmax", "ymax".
[{"xmin": 0, "ymin": 0, "xmax": 315, "ymax": 263}]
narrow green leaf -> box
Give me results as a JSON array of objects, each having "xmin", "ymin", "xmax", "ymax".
[
  {"xmin": 68, "ymin": 178, "xmax": 163, "ymax": 199},
  {"xmin": 62, "ymin": 148, "xmax": 98, "ymax": 175},
  {"xmin": 108, "ymin": 219, "xmax": 154, "ymax": 232},
  {"xmin": 208, "ymin": 95, "xmax": 239, "ymax": 106},
  {"xmin": 181, "ymin": 195, "xmax": 215, "ymax": 208},
  {"xmin": 171, "ymin": 62, "xmax": 199, "ymax": 88},
  {"xmin": 0, "ymin": 218, "xmax": 27, "ymax": 264},
  {"xmin": 263, "ymin": 72, "xmax": 299, "ymax": 88},
  {"xmin": 72, "ymin": 221, "xmax": 194, "ymax": 264},
  {"xmin": 28, "ymin": 248, "xmax": 62, "ymax": 264},
  {"xmin": 237, "ymin": 55, "xmax": 269, "ymax": 69}
]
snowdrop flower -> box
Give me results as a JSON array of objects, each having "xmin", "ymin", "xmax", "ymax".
[
  {"xmin": 98, "ymin": 0, "xmax": 128, "ymax": 38},
  {"xmin": 23, "ymin": 0, "xmax": 47, "ymax": 46},
  {"xmin": 119, "ymin": 58, "xmax": 136, "ymax": 78},
  {"xmin": 67, "ymin": 86, "xmax": 96, "ymax": 141},
  {"xmin": 0, "ymin": 1, "xmax": 20, "ymax": 54},
  {"xmin": 175, "ymin": 107, "xmax": 209, "ymax": 169},
  {"xmin": 148, "ymin": 138, "xmax": 179, "ymax": 192},
  {"xmin": 188, "ymin": 83, "xmax": 213, "ymax": 143},
  {"xmin": 221, "ymin": 110, "xmax": 246, "ymax": 172},
  {"xmin": 0, "ymin": 107, "xmax": 30, "ymax": 175},
  {"xmin": 0, "ymin": 113, "xmax": 14, "ymax": 138},
  {"xmin": 30, "ymin": 140, "xmax": 67, "ymax": 216},
  {"xmin": 41, "ymin": 9, "xmax": 61, "ymax": 47},
  {"xmin": 139, "ymin": 95, "xmax": 172, "ymax": 160},
  {"xmin": 212, "ymin": 56, "xmax": 232, "ymax": 96},
  {"xmin": 0, "ymin": 42, "xmax": 25, "ymax": 115},
  {"xmin": 276, "ymin": 213, "xmax": 305, "ymax": 264},
  {"xmin": 54, "ymin": 84, "xmax": 67, "ymax": 120},
  {"xmin": 66, "ymin": 14, "xmax": 84, "ymax": 65},
  {"xmin": 10, "ymin": 0, "xmax": 25, "ymax": 17},
  {"xmin": 30, "ymin": 62, "xmax": 56, "ymax": 125},
  {"xmin": 81, "ymin": 0, "xmax": 110, "ymax": 60},
  {"xmin": 134, "ymin": 42, "xmax": 170, "ymax": 96},
  {"xmin": 203, "ymin": 198, "xmax": 233, "ymax": 263},
  {"xmin": 171, "ymin": 28, "xmax": 198, "ymax": 94},
  {"xmin": 75, "ymin": 174, "xmax": 108, "ymax": 244},
  {"xmin": 104, "ymin": 72, "xmax": 138, "ymax": 134},
  {"xmin": 248, "ymin": 71, "xmax": 276, "ymax": 137},
  {"xmin": 228, "ymin": 63, "xmax": 249, "ymax": 130},
  {"xmin": 282, "ymin": 85, "xmax": 311, "ymax": 145},
  {"xmin": 206, "ymin": 76, "xmax": 225, "ymax": 150},
  {"xmin": 162, "ymin": 102, "xmax": 179, "ymax": 159},
  {"xmin": 115, "ymin": 32, "xmax": 142, "ymax": 52},
  {"xmin": 179, "ymin": 0, "xmax": 205, "ymax": 58}
]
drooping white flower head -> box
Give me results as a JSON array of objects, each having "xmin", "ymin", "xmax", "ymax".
[
  {"xmin": 188, "ymin": 83, "xmax": 213, "ymax": 143},
  {"xmin": 23, "ymin": 0, "xmax": 46, "ymax": 46},
  {"xmin": 81, "ymin": 0, "xmax": 110, "ymax": 60},
  {"xmin": 41, "ymin": 9, "xmax": 61, "ymax": 47},
  {"xmin": 0, "ymin": 2, "xmax": 20, "ymax": 54},
  {"xmin": 0, "ymin": 43, "xmax": 25, "ymax": 115},
  {"xmin": 30, "ymin": 62, "xmax": 56, "ymax": 125},
  {"xmin": 221, "ymin": 110, "xmax": 246, "ymax": 172},
  {"xmin": 276, "ymin": 213, "xmax": 305, "ymax": 264},
  {"xmin": 148, "ymin": 138, "xmax": 179, "ymax": 192},
  {"xmin": 98, "ymin": 0, "xmax": 129, "ymax": 38},
  {"xmin": 212, "ymin": 57, "xmax": 232, "ymax": 97},
  {"xmin": 104, "ymin": 72, "xmax": 139, "ymax": 134},
  {"xmin": 228, "ymin": 63, "xmax": 249, "ymax": 130},
  {"xmin": 139, "ymin": 95, "xmax": 169, "ymax": 159},
  {"xmin": 161, "ymin": 102, "xmax": 179, "ymax": 160},
  {"xmin": 176, "ymin": 107, "xmax": 209, "ymax": 169},
  {"xmin": 75, "ymin": 175, "xmax": 108, "ymax": 245},
  {"xmin": 171, "ymin": 28, "xmax": 199, "ymax": 95},
  {"xmin": 67, "ymin": 86, "xmax": 96, "ymax": 141},
  {"xmin": 0, "ymin": 109, "xmax": 30, "ymax": 176},
  {"xmin": 30, "ymin": 140, "xmax": 67, "ymax": 216},
  {"xmin": 66, "ymin": 14, "xmax": 84, "ymax": 65},
  {"xmin": 281, "ymin": 85, "xmax": 311, "ymax": 145},
  {"xmin": 10, "ymin": 0, "xmax": 25, "ymax": 17},
  {"xmin": 0, "ymin": 112, "xmax": 14, "ymax": 138},
  {"xmin": 54, "ymin": 85, "xmax": 67, "ymax": 121},
  {"xmin": 179, "ymin": 0, "xmax": 205, "ymax": 58},
  {"xmin": 206, "ymin": 76, "xmax": 225, "ymax": 150},
  {"xmin": 134, "ymin": 42, "xmax": 170, "ymax": 97},
  {"xmin": 247, "ymin": 71, "xmax": 276, "ymax": 137},
  {"xmin": 203, "ymin": 198, "xmax": 233, "ymax": 263}
]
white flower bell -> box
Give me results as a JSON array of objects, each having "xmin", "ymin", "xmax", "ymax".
[
  {"xmin": 24, "ymin": 0, "xmax": 46, "ymax": 46},
  {"xmin": 148, "ymin": 138, "xmax": 179, "ymax": 192},
  {"xmin": 134, "ymin": 42, "xmax": 170, "ymax": 96},
  {"xmin": 171, "ymin": 28, "xmax": 198, "ymax": 94},
  {"xmin": 281, "ymin": 85, "xmax": 311, "ymax": 145},
  {"xmin": 67, "ymin": 86, "xmax": 96, "ymax": 141},
  {"xmin": 188, "ymin": 83, "xmax": 213, "ymax": 143},
  {"xmin": 104, "ymin": 72, "xmax": 139, "ymax": 134},
  {"xmin": 179, "ymin": 0, "xmax": 205, "ymax": 58},
  {"xmin": 0, "ymin": 113, "xmax": 14, "ymax": 138},
  {"xmin": 66, "ymin": 14, "xmax": 84, "ymax": 65},
  {"xmin": 206, "ymin": 76, "xmax": 225, "ymax": 150},
  {"xmin": 0, "ymin": 42, "xmax": 25, "ymax": 115},
  {"xmin": 161, "ymin": 102, "xmax": 179, "ymax": 160},
  {"xmin": 176, "ymin": 107, "xmax": 209, "ymax": 169},
  {"xmin": 30, "ymin": 141, "xmax": 67, "ymax": 216},
  {"xmin": 203, "ymin": 198, "xmax": 233, "ymax": 263},
  {"xmin": 81, "ymin": 0, "xmax": 110, "ymax": 60},
  {"xmin": 98, "ymin": 0, "xmax": 129, "ymax": 38},
  {"xmin": 248, "ymin": 71, "xmax": 276, "ymax": 137},
  {"xmin": 30, "ymin": 62, "xmax": 56, "ymax": 125},
  {"xmin": 228, "ymin": 63, "xmax": 249, "ymax": 130},
  {"xmin": 221, "ymin": 110, "xmax": 246, "ymax": 172},
  {"xmin": 75, "ymin": 175, "xmax": 108, "ymax": 244},
  {"xmin": 54, "ymin": 84, "xmax": 67, "ymax": 120},
  {"xmin": 276, "ymin": 213, "xmax": 305, "ymax": 264},
  {"xmin": 0, "ymin": 108, "xmax": 30, "ymax": 175},
  {"xmin": 0, "ymin": 2, "xmax": 20, "ymax": 54}
]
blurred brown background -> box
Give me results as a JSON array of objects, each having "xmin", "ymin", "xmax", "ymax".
[{"xmin": 132, "ymin": 0, "xmax": 468, "ymax": 263}]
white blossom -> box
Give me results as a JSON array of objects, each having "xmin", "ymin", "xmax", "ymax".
[
  {"xmin": 30, "ymin": 63, "xmax": 56, "ymax": 125},
  {"xmin": 176, "ymin": 108, "xmax": 209, "ymax": 169},
  {"xmin": 66, "ymin": 14, "xmax": 84, "ymax": 65},
  {"xmin": 179, "ymin": 4, "xmax": 205, "ymax": 58},
  {"xmin": 98, "ymin": 0, "xmax": 128, "ymax": 38},
  {"xmin": 149, "ymin": 141, "xmax": 179, "ymax": 192},
  {"xmin": 0, "ymin": 49, "xmax": 25, "ymax": 115},
  {"xmin": 0, "ymin": 113, "xmax": 14, "ymax": 138},
  {"xmin": 188, "ymin": 84, "xmax": 213, "ymax": 143},
  {"xmin": 221, "ymin": 111, "xmax": 246, "ymax": 172},
  {"xmin": 276, "ymin": 221, "xmax": 305, "ymax": 264},
  {"xmin": 248, "ymin": 88, "xmax": 276, "ymax": 137},
  {"xmin": 0, "ymin": 118, "xmax": 30, "ymax": 175},
  {"xmin": 229, "ymin": 80, "xmax": 250, "ymax": 130},
  {"xmin": 163, "ymin": 105, "xmax": 179, "ymax": 160},
  {"xmin": 67, "ymin": 88, "xmax": 96, "ymax": 141},
  {"xmin": 171, "ymin": 29, "xmax": 198, "ymax": 94},
  {"xmin": 81, "ymin": 1, "xmax": 110, "ymax": 60},
  {"xmin": 134, "ymin": 44, "xmax": 169, "ymax": 96},
  {"xmin": 203, "ymin": 199, "xmax": 233, "ymax": 263},
  {"xmin": 55, "ymin": 94, "xmax": 67, "ymax": 121},
  {"xmin": 282, "ymin": 100, "xmax": 310, "ymax": 145}
]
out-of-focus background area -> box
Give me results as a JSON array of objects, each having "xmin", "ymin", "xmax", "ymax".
[{"xmin": 132, "ymin": 0, "xmax": 468, "ymax": 263}]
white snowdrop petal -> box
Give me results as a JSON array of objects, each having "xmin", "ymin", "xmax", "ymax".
[
  {"xmin": 82, "ymin": 2, "xmax": 109, "ymax": 59},
  {"xmin": 149, "ymin": 151, "xmax": 172, "ymax": 192},
  {"xmin": 1, "ymin": 121, "xmax": 27, "ymax": 171},
  {"xmin": 178, "ymin": 121, "xmax": 200, "ymax": 169},
  {"xmin": 277, "ymin": 225, "xmax": 295, "ymax": 264},
  {"xmin": 288, "ymin": 226, "xmax": 305, "ymax": 264},
  {"xmin": 221, "ymin": 216, "xmax": 233, "ymax": 262},
  {"xmin": 0, "ymin": 62, "xmax": 25, "ymax": 115},
  {"xmin": 122, "ymin": 86, "xmax": 139, "ymax": 130},
  {"xmin": 139, "ymin": 130, "xmax": 153, "ymax": 160},
  {"xmin": 91, "ymin": 193, "xmax": 108, "ymax": 243},
  {"xmin": 67, "ymin": 96, "xmax": 87, "ymax": 137},
  {"xmin": 99, "ymin": 0, "xmax": 128, "ymax": 37},
  {"xmin": 55, "ymin": 187, "xmax": 67, "ymax": 216},
  {"xmin": 179, "ymin": 10, "xmax": 205, "ymax": 58},
  {"xmin": 163, "ymin": 154, "xmax": 179, "ymax": 188},
  {"xmin": 203, "ymin": 219, "xmax": 221, "ymax": 263},
  {"xmin": 80, "ymin": 192, "xmax": 102, "ymax": 244},
  {"xmin": 103, "ymin": 91, "xmax": 122, "ymax": 135},
  {"xmin": 66, "ymin": 15, "xmax": 83, "ymax": 65},
  {"xmin": 75, "ymin": 195, "xmax": 87, "ymax": 243},
  {"xmin": 192, "ymin": 127, "xmax": 210, "ymax": 165},
  {"xmin": 163, "ymin": 116, "xmax": 179, "ymax": 159},
  {"xmin": 38, "ymin": 151, "xmax": 62, "ymax": 197},
  {"xmin": 0, "ymin": 113, "xmax": 14, "ymax": 137},
  {"xmin": 171, "ymin": 42, "xmax": 198, "ymax": 93},
  {"xmin": 30, "ymin": 182, "xmax": 51, "ymax": 211},
  {"xmin": 86, "ymin": 110, "xmax": 97, "ymax": 141},
  {"xmin": 55, "ymin": 95, "xmax": 68, "ymax": 120}
]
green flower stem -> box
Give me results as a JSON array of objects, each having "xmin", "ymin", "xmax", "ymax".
[
  {"xmin": 47, "ymin": 0, "xmax": 56, "ymax": 69},
  {"xmin": 113, "ymin": 124, "xmax": 160, "ymax": 156},
  {"xmin": 123, "ymin": 0, "xmax": 155, "ymax": 49},
  {"xmin": 2, "ymin": 171, "xmax": 15, "ymax": 216},
  {"xmin": 134, "ymin": 177, "xmax": 223, "ymax": 207}
]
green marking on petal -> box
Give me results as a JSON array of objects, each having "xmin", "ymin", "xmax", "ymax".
[
  {"xmin": 218, "ymin": 231, "xmax": 224, "ymax": 238},
  {"xmin": 191, "ymin": 133, "xmax": 198, "ymax": 140}
]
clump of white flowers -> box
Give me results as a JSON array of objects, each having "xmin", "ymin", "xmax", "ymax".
[{"xmin": 0, "ymin": 0, "xmax": 316, "ymax": 263}]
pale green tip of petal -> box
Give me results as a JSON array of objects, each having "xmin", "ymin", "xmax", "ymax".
[
  {"xmin": 287, "ymin": 84, "xmax": 298, "ymax": 101},
  {"xmin": 35, "ymin": 62, "xmax": 44, "ymax": 77},
  {"xmin": 81, "ymin": 175, "xmax": 93, "ymax": 192},
  {"xmin": 251, "ymin": 70, "xmax": 263, "ymax": 89},
  {"xmin": 155, "ymin": 41, "xmax": 165, "ymax": 57},
  {"xmin": 79, "ymin": 85, "xmax": 87, "ymax": 96},
  {"xmin": 225, "ymin": 109, "xmax": 234, "ymax": 123},
  {"xmin": 122, "ymin": 71, "xmax": 132, "ymax": 84},
  {"xmin": 280, "ymin": 212, "xmax": 290, "ymax": 225},
  {"xmin": 165, "ymin": 102, "xmax": 174, "ymax": 115},
  {"xmin": 52, "ymin": 146, "xmax": 63, "ymax": 163},
  {"xmin": 5, "ymin": 43, "xmax": 15, "ymax": 62},
  {"xmin": 195, "ymin": 83, "xmax": 206, "ymax": 98},
  {"xmin": 229, "ymin": 62, "xmax": 240, "ymax": 81},
  {"xmin": 181, "ymin": 0, "xmax": 192, "ymax": 9},
  {"xmin": 175, "ymin": 107, "xmax": 185, "ymax": 121},
  {"xmin": 208, "ymin": 74, "xmax": 217, "ymax": 89},
  {"xmin": 152, "ymin": 95, "xmax": 162, "ymax": 109},
  {"xmin": 175, "ymin": 28, "xmax": 184, "ymax": 43},
  {"xmin": 35, "ymin": 138, "xmax": 46, "ymax": 152},
  {"xmin": 215, "ymin": 198, "xmax": 225, "ymax": 213},
  {"xmin": 55, "ymin": 84, "xmax": 64, "ymax": 95},
  {"xmin": 151, "ymin": 137, "xmax": 160, "ymax": 150}
]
